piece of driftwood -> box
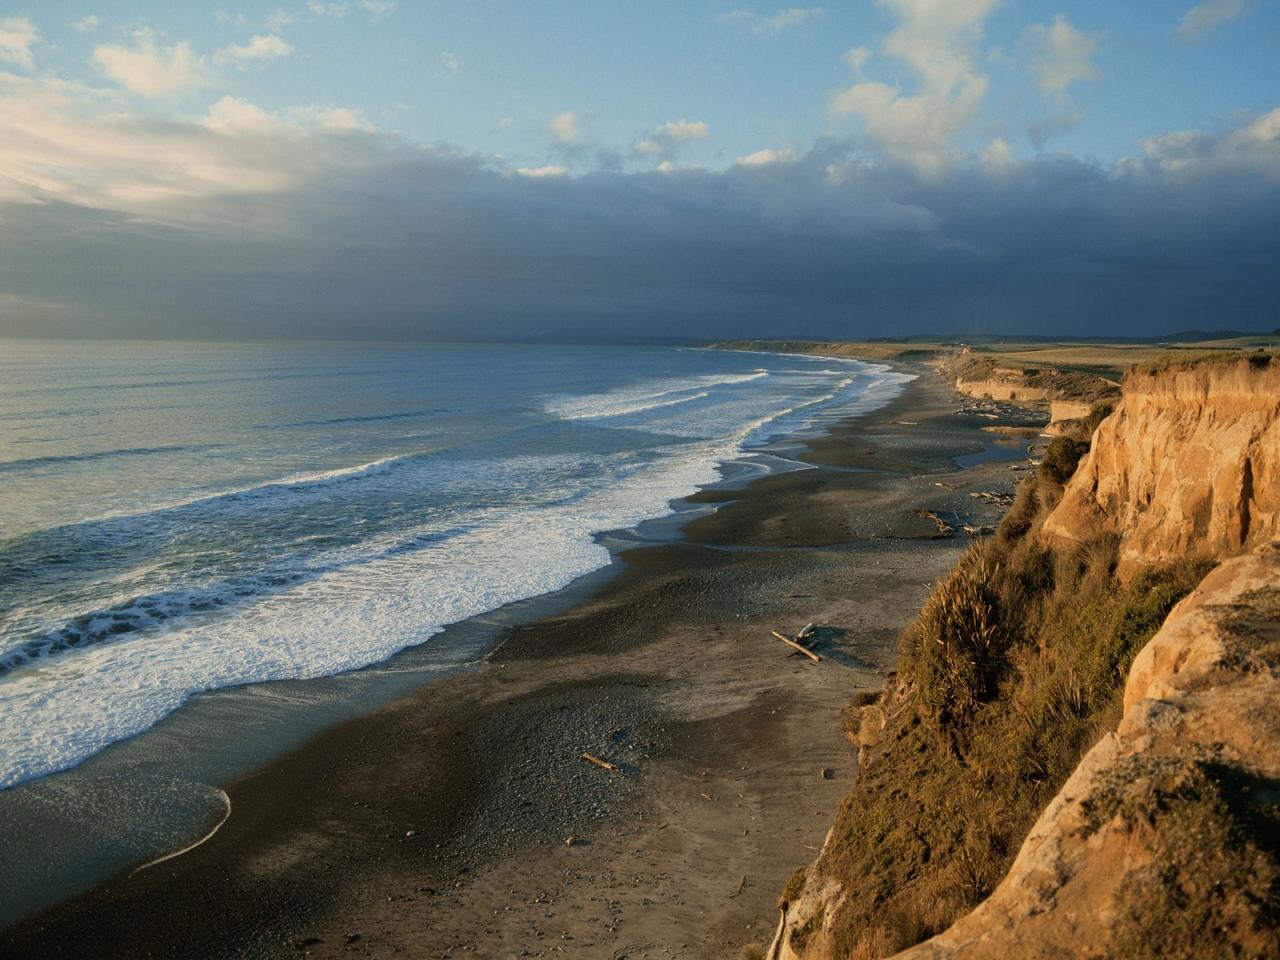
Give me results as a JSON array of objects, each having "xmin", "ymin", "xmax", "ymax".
[
  {"xmin": 772, "ymin": 630, "xmax": 821, "ymax": 662},
  {"xmin": 798, "ymin": 622, "xmax": 816, "ymax": 640},
  {"xmin": 920, "ymin": 510, "xmax": 953, "ymax": 535},
  {"xmin": 580, "ymin": 753, "xmax": 620, "ymax": 773}
]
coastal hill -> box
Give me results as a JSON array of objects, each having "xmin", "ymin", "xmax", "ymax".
[{"xmin": 721, "ymin": 344, "xmax": 1280, "ymax": 958}]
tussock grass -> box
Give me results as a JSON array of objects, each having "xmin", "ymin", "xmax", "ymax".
[{"xmin": 790, "ymin": 434, "xmax": 1211, "ymax": 958}]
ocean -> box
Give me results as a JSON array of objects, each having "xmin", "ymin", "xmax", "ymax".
[{"xmin": 0, "ymin": 339, "xmax": 909, "ymax": 790}]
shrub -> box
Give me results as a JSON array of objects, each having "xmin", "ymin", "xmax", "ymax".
[{"xmin": 1040, "ymin": 436, "xmax": 1089, "ymax": 485}]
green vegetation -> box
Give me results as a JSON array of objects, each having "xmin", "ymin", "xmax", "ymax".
[{"xmin": 789, "ymin": 438, "xmax": 1211, "ymax": 958}]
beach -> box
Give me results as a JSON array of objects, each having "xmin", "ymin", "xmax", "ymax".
[{"xmin": 1, "ymin": 364, "xmax": 1036, "ymax": 959}]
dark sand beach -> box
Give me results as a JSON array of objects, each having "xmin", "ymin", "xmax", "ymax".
[{"xmin": 1, "ymin": 365, "xmax": 1037, "ymax": 960}]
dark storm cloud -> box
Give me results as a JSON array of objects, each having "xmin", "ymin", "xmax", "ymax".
[{"xmin": 2, "ymin": 110, "xmax": 1278, "ymax": 341}]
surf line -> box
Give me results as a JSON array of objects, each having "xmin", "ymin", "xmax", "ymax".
[{"xmin": 130, "ymin": 788, "xmax": 232, "ymax": 875}]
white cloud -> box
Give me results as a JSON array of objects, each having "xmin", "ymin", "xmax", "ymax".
[
  {"xmin": 214, "ymin": 10, "xmax": 248, "ymax": 27},
  {"xmin": 549, "ymin": 110, "xmax": 577, "ymax": 143},
  {"xmin": 632, "ymin": 118, "xmax": 710, "ymax": 162},
  {"xmin": 844, "ymin": 45, "xmax": 871, "ymax": 74},
  {"xmin": 214, "ymin": 34, "xmax": 293, "ymax": 67},
  {"xmin": 719, "ymin": 7, "xmax": 825, "ymax": 34},
  {"xmin": 440, "ymin": 50, "xmax": 460, "ymax": 74},
  {"xmin": 290, "ymin": 105, "xmax": 371, "ymax": 131},
  {"xmin": 655, "ymin": 118, "xmax": 709, "ymax": 142},
  {"xmin": 71, "ymin": 15, "xmax": 100, "ymax": 33},
  {"xmin": 829, "ymin": 0, "xmax": 1000, "ymax": 174},
  {"xmin": 0, "ymin": 17, "xmax": 38, "ymax": 70},
  {"xmin": 735, "ymin": 147, "xmax": 797, "ymax": 166},
  {"xmin": 515, "ymin": 165, "xmax": 568, "ymax": 178},
  {"xmin": 1026, "ymin": 14, "xmax": 1100, "ymax": 95},
  {"xmin": 360, "ymin": 0, "xmax": 397, "ymax": 19},
  {"xmin": 265, "ymin": 10, "xmax": 298, "ymax": 31},
  {"xmin": 307, "ymin": 1, "xmax": 348, "ymax": 17},
  {"xmin": 981, "ymin": 137, "xmax": 1015, "ymax": 169},
  {"xmin": 92, "ymin": 31, "xmax": 204, "ymax": 98},
  {"xmin": 1139, "ymin": 106, "xmax": 1280, "ymax": 179},
  {"xmin": 1178, "ymin": 0, "xmax": 1250, "ymax": 41},
  {"xmin": 497, "ymin": 115, "xmax": 515, "ymax": 129},
  {"xmin": 0, "ymin": 78, "xmax": 299, "ymax": 209},
  {"xmin": 204, "ymin": 95, "xmax": 280, "ymax": 134}
]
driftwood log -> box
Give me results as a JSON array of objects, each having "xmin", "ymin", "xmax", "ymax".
[
  {"xmin": 771, "ymin": 630, "xmax": 821, "ymax": 662},
  {"xmin": 580, "ymin": 752, "xmax": 620, "ymax": 773}
]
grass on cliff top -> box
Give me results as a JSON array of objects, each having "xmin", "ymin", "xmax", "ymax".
[{"xmin": 785, "ymin": 436, "xmax": 1212, "ymax": 958}]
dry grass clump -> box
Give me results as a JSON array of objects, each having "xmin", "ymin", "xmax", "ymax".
[
  {"xmin": 1039, "ymin": 436, "xmax": 1090, "ymax": 485},
  {"xmin": 911, "ymin": 548, "xmax": 1006, "ymax": 726},
  {"xmin": 797, "ymin": 425, "xmax": 1211, "ymax": 958}
]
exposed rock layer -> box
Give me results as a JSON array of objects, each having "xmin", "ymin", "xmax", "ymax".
[{"xmin": 1044, "ymin": 356, "xmax": 1280, "ymax": 578}]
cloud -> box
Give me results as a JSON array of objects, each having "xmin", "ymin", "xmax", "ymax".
[
  {"xmin": 655, "ymin": 119, "xmax": 709, "ymax": 142},
  {"xmin": 214, "ymin": 34, "xmax": 293, "ymax": 67},
  {"xmin": 288, "ymin": 104, "xmax": 371, "ymax": 131},
  {"xmin": 360, "ymin": 0, "xmax": 397, "ymax": 19},
  {"xmin": 632, "ymin": 118, "xmax": 710, "ymax": 162},
  {"xmin": 265, "ymin": 10, "xmax": 298, "ymax": 31},
  {"xmin": 440, "ymin": 50, "xmax": 460, "ymax": 74},
  {"xmin": 0, "ymin": 17, "xmax": 38, "ymax": 70},
  {"xmin": 307, "ymin": 2, "xmax": 348, "ymax": 17},
  {"xmin": 829, "ymin": 0, "xmax": 1001, "ymax": 174},
  {"xmin": 497, "ymin": 115, "xmax": 515, "ymax": 129},
  {"xmin": 1138, "ymin": 106, "xmax": 1280, "ymax": 178},
  {"xmin": 719, "ymin": 7, "xmax": 825, "ymax": 34},
  {"xmin": 735, "ymin": 147, "xmax": 798, "ymax": 166},
  {"xmin": 1, "ymin": 72, "xmax": 1278, "ymax": 344},
  {"xmin": 71, "ymin": 15, "xmax": 100, "ymax": 33},
  {"xmin": 514, "ymin": 165, "xmax": 568, "ymax": 178},
  {"xmin": 1026, "ymin": 14, "xmax": 1100, "ymax": 95},
  {"xmin": 549, "ymin": 110, "xmax": 577, "ymax": 143},
  {"xmin": 1178, "ymin": 0, "xmax": 1250, "ymax": 41},
  {"xmin": 92, "ymin": 31, "xmax": 204, "ymax": 98}
]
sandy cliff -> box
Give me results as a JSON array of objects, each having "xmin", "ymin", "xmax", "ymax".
[
  {"xmin": 767, "ymin": 353, "xmax": 1279, "ymax": 960},
  {"xmin": 1043, "ymin": 356, "xmax": 1280, "ymax": 578},
  {"xmin": 943, "ymin": 350, "xmax": 1118, "ymax": 432},
  {"xmin": 894, "ymin": 542, "xmax": 1280, "ymax": 959}
]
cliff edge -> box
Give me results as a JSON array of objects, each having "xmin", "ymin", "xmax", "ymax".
[
  {"xmin": 1043, "ymin": 355, "xmax": 1280, "ymax": 578},
  {"xmin": 766, "ymin": 352, "xmax": 1279, "ymax": 960}
]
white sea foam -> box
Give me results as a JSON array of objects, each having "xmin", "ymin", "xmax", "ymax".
[
  {"xmin": 543, "ymin": 369, "xmax": 767, "ymax": 420},
  {"xmin": 84, "ymin": 451, "xmax": 424, "ymax": 524}
]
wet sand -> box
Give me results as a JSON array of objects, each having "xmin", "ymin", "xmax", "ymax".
[{"xmin": 0, "ymin": 365, "xmax": 1035, "ymax": 960}]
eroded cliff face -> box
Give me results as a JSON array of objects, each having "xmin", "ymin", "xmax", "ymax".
[
  {"xmin": 767, "ymin": 354, "xmax": 1280, "ymax": 960},
  {"xmin": 1043, "ymin": 356, "xmax": 1280, "ymax": 578},
  {"xmin": 894, "ymin": 543, "xmax": 1280, "ymax": 959}
]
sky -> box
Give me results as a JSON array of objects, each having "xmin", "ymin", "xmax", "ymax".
[{"xmin": 1, "ymin": 0, "xmax": 1278, "ymax": 341}]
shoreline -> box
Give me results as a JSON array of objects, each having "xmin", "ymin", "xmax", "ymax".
[
  {"xmin": 0, "ymin": 355, "xmax": 905, "ymax": 926},
  {"xmin": 2, "ymin": 363, "xmax": 1039, "ymax": 959}
]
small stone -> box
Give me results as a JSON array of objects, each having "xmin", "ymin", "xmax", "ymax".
[
  {"xmin": 405, "ymin": 830, "xmax": 418, "ymax": 838},
  {"xmin": 345, "ymin": 932, "xmax": 362, "ymax": 944},
  {"xmin": 821, "ymin": 768, "xmax": 836, "ymax": 780}
]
